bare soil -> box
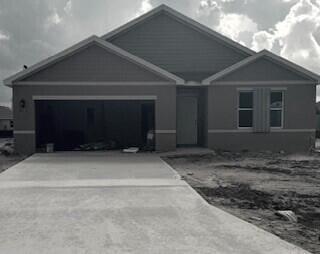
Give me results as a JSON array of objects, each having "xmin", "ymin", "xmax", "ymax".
[{"xmin": 164, "ymin": 151, "xmax": 320, "ymax": 254}]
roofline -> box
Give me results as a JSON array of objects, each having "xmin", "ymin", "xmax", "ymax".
[
  {"xmin": 202, "ymin": 49, "xmax": 320, "ymax": 85},
  {"xmin": 4, "ymin": 35, "xmax": 185, "ymax": 87},
  {"xmin": 101, "ymin": 4, "xmax": 255, "ymax": 56}
]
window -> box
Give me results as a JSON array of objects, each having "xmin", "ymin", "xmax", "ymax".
[
  {"xmin": 270, "ymin": 91, "xmax": 284, "ymax": 128},
  {"xmin": 238, "ymin": 91, "xmax": 253, "ymax": 128}
]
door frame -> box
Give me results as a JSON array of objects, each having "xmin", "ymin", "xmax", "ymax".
[{"xmin": 176, "ymin": 89, "xmax": 199, "ymax": 146}]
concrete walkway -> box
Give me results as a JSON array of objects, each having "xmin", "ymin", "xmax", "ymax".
[{"xmin": 0, "ymin": 152, "xmax": 310, "ymax": 254}]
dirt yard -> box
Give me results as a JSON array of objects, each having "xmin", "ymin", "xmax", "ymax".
[{"xmin": 164, "ymin": 151, "xmax": 320, "ymax": 254}]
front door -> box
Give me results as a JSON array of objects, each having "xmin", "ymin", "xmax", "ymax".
[{"xmin": 177, "ymin": 95, "xmax": 198, "ymax": 145}]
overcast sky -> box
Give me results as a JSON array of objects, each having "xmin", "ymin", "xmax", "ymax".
[{"xmin": 0, "ymin": 0, "xmax": 319, "ymax": 106}]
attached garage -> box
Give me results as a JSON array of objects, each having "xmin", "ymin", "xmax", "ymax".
[
  {"xmin": 35, "ymin": 98, "xmax": 155, "ymax": 151},
  {"xmin": 6, "ymin": 36, "xmax": 182, "ymax": 155}
]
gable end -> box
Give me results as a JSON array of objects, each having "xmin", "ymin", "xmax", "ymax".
[
  {"xmin": 21, "ymin": 43, "xmax": 172, "ymax": 83},
  {"xmin": 103, "ymin": 5, "xmax": 253, "ymax": 81}
]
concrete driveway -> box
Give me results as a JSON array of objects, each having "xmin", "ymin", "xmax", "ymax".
[{"xmin": 0, "ymin": 152, "xmax": 310, "ymax": 254}]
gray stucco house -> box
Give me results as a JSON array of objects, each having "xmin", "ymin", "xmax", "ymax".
[{"xmin": 4, "ymin": 5, "xmax": 320, "ymax": 155}]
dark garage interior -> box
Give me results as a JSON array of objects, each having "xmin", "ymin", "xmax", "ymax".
[{"xmin": 35, "ymin": 100, "xmax": 155, "ymax": 151}]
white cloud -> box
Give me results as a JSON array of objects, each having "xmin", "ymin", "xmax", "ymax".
[
  {"xmin": 197, "ymin": 1, "xmax": 258, "ymax": 45},
  {"xmin": 216, "ymin": 13, "xmax": 258, "ymax": 42},
  {"xmin": 0, "ymin": 31, "xmax": 9, "ymax": 41},
  {"xmin": 64, "ymin": 0, "xmax": 72, "ymax": 15},
  {"xmin": 252, "ymin": 30, "xmax": 275, "ymax": 51},
  {"xmin": 251, "ymin": 0, "xmax": 320, "ymax": 76},
  {"xmin": 137, "ymin": 0, "xmax": 153, "ymax": 15},
  {"xmin": 198, "ymin": 0, "xmax": 221, "ymax": 15},
  {"xmin": 45, "ymin": 12, "xmax": 63, "ymax": 29}
]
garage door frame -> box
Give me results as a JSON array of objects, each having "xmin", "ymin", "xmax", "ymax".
[{"xmin": 33, "ymin": 95, "xmax": 157, "ymax": 150}]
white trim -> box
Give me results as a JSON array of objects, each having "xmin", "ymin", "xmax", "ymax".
[
  {"xmin": 155, "ymin": 130, "xmax": 176, "ymax": 134},
  {"xmin": 208, "ymin": 129, "xmax": 251, "ymax": 133},
  {"xmin": 208, "ymin": 129, "xmax": 315, "ymax": 133},
  {"xmin": 203, "ymin": 50, "xmax": 320, "ymax": 85},
  {"xmin": 14, "ymin": 81, "xmax": 174, "ymax": 86},
  {"xmin": 14, "ymin": 130, "xmax": 35, "ymax": 134},
  {"xmin": 237, "ymin": 87, "xmax": 254, "ymax": 91},
  {"xmin": 101, "ymin": 5, "xmax": 254, "ymax": 56},
  {"xmin": 32, "ymin": 95, "xmax": 157, "ymax": 101},
  {"xmin": 270, "ymin": 129, "xmax": 315, "ymax": 133},
  {"xmin": 212, "ymin": 81, "xmax": 316, "ymax": 86},
  {"xmin": 4, "ymin": 36, "xmax": 184, "ymax": 87}
]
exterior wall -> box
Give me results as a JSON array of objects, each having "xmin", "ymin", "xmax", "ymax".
[
  {"xmin": 108, "ymin": 13, "xmax": 249, "ymax": 80},
  {"xmin": 217, "ymin": 58, "xmax": 310, "ymax": 82},
  {"xmin": 13, "ymin": 84, "xmax": 176, "ymax": 154},
  {"xmin": 207, "ymin": 84, "xmax": 316, "ymax": 152},
  {"xmin": 22, "ymin": 44, "xmax": 170, "ymax": 82}
]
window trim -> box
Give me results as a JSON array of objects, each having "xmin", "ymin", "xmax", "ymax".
[
  {"xmin": 237, "ymin": 90, "xmax": 254, "ymax": 129},
  {"xmin": 270, "ymin": 90, "xmax": 284, "ymax": 129}
]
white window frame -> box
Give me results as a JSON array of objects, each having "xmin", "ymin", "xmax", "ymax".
[
  {"xmin": 238, "ymin": 90, "xmax": 254, "ymax": 129},
  {"xmin": 270, "ymin": 90, "xmax": 284, "ymax": 129}
]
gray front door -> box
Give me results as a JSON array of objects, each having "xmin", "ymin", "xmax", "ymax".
[{"xmin": 177, "ymin": 96, "xmax": 198, "ymax": 145}]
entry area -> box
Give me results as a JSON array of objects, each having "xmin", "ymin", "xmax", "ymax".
[
  {"xmin": 176, "ymin": 88, "xmax": 207, "ymax": 147},
  {"xmin": 35, "ymin": 100, "xmax": 155, "ymax": 151}
]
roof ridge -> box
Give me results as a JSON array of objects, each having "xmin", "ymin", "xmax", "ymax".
[{"xmin": 100, "ymin": 4, "xmax": 255, "ymax": 56}]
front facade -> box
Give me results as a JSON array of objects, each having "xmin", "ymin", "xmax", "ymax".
[{"xmin": 4, "ymin": 5, "xmax": 319, "ymax": 155}]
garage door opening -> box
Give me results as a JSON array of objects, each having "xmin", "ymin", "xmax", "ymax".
[{"xmin": 35, "ymin": 100, "xmax": 155, "ymax": 151}]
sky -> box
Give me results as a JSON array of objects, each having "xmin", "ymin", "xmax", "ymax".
[{"xmin": 0, "ymin": 0, "xmax": 319, "ymax": 107}]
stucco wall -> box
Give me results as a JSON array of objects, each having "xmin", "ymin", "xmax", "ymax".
[
  {"xmin": 13, "ymin": 84, "xmax": 176, "ymax": 154},
  {"xmin": 207, "ymin": 84, "xmax": 316, "ymax": 152}
]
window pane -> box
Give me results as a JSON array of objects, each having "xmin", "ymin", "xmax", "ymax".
[
  {"xmin": 239, "ymin": 110, "xmax": 253, "ymax": 127},
  {"xmin": 239, "ymin": 92, "xmax": 253, "ymax": 108},
  {"xmin": 270, "ymin": 92, "xmax": 283, "ymax": 108},
  {"xmin": 270, "ymin": 110, "xmax": 282, "ymax": 127}
]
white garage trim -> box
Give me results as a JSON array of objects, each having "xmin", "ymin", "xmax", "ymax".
[
  {"xmin": 32, "ymin": 95, "xmax": 157, "ymax": 100},
  {"xmin": 14, "ymin": 130, "xmax": 35, "ymax": 134},
  {"xmin": 155, "ymin": 130, "xmax": 176, "ymax": 134}
]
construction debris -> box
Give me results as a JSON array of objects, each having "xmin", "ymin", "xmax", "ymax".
[
  {"xmin": 0, "ymin": 140, "xmax": 14, "ymax": 155},
  {"xmin": 275, "ymin": 210, "xmax": 298, "ymax": 223},
  {"xmin": 76, "ymin": 141, "xmax": 116, "ymax": 151},
  {"xmin": 123, "ymin": 147, "xmax": 139, "ymax": 153}
]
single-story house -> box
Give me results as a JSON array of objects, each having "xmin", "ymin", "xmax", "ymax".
[
  {"xmin": 4, "ymin": 5, "xmax": 320, "ymax": 155},
  {"xmin": 0, "ymin": 106, "xmax": 13, "ymax": 137}
]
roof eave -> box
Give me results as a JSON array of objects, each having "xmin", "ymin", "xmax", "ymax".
[
  {"xmin": 3, "ymin": 35, "xmax": 185, "ymax": 87},
  {"xmin": 202, "ymin": 50, "xmax": 320, "ymax": 85}
]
